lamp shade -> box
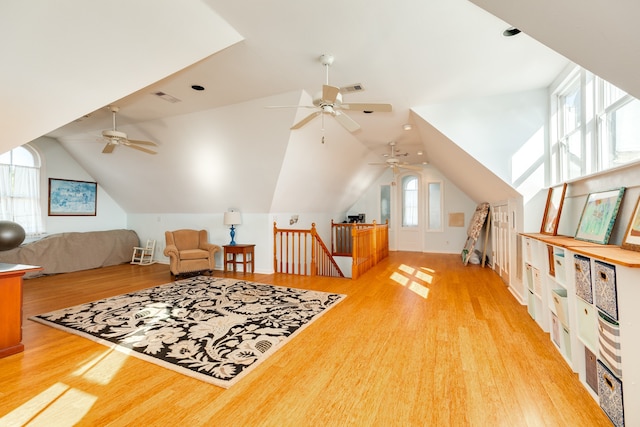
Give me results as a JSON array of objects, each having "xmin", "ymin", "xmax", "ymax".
[{"xmin": 223, "ymin": 211, "xmax": 242, "ymax": 226}]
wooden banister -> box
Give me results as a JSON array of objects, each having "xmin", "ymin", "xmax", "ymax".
[
  {"xmin": 274, "ymin": 220, "xmax": 389, "ymax": 279},
  {"xmin": 274, "ymin": 222, "xmax": 344, "ymax": 278}
]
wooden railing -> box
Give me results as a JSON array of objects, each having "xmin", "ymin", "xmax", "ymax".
[
  {"xmin": 330, "ymin": 220, "xmax": 373, "ymax": 256},
  {"xmin": 273, "ymin": 222, "xmax": 344, "ymax": 278},
  {"xmin": 348, "ymin": 220, "xmax": 389, "ymax": 280}
]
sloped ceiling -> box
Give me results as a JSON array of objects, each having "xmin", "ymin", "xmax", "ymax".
[
  {"xmin": 6, "ymin": 0, "xmax": 617, "ymax": 215},
  {"xmin": 0, "ymin": 1, "xmax": 242, "ymax": 151},
  {"xmin": 468, "ymin": 0, "xmax": 640, "ymax": 100}
]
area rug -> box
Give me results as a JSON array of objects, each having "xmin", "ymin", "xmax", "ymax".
[{"xmin": 30, "ymin": 276, "xmax": 346, "ymax": 388}]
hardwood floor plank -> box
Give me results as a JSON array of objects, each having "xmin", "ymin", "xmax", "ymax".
[{"xmin": 0, "ymin": 253, "xmax": 612, "ymax": 426}]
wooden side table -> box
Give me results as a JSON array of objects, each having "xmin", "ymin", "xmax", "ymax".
[
  {"xmin": 0, "ymin": 263, "xmax": 42, "ymax": 358},
  {"xmin": 223, "ymin": 244, "xmax": 255, "ymax": 273}
]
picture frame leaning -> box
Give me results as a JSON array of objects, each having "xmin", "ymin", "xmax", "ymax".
[
  {"xmin": 48, "ymin": 178, "xmax": 97, "ymax": 216},
  {"xmin": 575, "ymin": 187, "xmax": 625, "ymax": 245},
  {"xmin": 621, "ymin": 196, "xmax": 640, "ymax": 252},
  {"xmin": 540, "ymin": 183, "xmax": 567, "ymax": 235}
]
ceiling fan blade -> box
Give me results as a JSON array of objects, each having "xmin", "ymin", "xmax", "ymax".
[
  {"xmin": 333, "ymin": 111, "xmax": 360, "ymax": 132},
  {"xmin": 125, "ymin": 143, "xmax": 157, "ymax": 155},
  {"xmin": 368, "ymin": 162, "xmax": 388, "ymax": 166},
  {"xmin": 340, "ymin": 102, "xmax": 392, "ymax": 112},
  {"xmin": 128, "ymin": 139, "xmax": 157, "ymax": 146},
  {"xmin": 290, "ymin": 111, "xmax": 322, "ymax": 130},
  {"xmin": 102, "ymin": 143, "xmax": 116, "ymax": 154},
  {"xmin": 322, "ymin": 85, "xmax": 340, "ymax": 103}
]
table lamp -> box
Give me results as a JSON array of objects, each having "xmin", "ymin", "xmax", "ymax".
[{"xmin": 223, "ymin": 211, "xmax": 242, "ymax": 245}]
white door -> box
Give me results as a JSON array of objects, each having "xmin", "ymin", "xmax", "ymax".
[
  {"xmin": 492, "ymin": 203, "xmax": 509, "ymax": 284},
  {"xmin": 394, "ymin": 173, "xmax": 423, "ymax": 252}
]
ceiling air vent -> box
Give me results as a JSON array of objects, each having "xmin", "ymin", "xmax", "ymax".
[
  {"xmin": 340, "ymin": 83, "xmax": 365, "ymax": 93},
  {"xmin": 152, "ymin": 91, "xmax": 182, "ymax": 103}
]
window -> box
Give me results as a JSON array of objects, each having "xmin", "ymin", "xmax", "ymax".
[
  {"xmin": 550, "ymin": 67, "xmax": 640, "ymax": 184},
  {"xmin": 402, "ymin": 175, "xmax": 418, "ymax": 227},
  {"xmin": 380, "ymin": 185, "xmax": 390, "ymax": 225},
  {"xmin": 555, "ymin": 75, "xmax": 584, "ymax": 181},
  {"xmin": 599, "ymin": 92, "xmax": 640, "ymax": 169},
  {"xmin": 0, "ymin": 145, "xmax": 44, "ymax": 236},
  {"xmin": 427, "ymin": 181, "xmax": 442, "ymax": 230}
]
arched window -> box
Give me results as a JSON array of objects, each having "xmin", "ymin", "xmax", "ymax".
[
  {"xmin": 402, "ymin": 175, "xmax": 419, "ymax": 227},
  {"xmin": 0, "ymin": 145, "xmax": 44, "ymax": 236}
]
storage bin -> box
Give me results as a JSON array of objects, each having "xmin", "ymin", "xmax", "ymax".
[
  {"xmin": 527, "ymin": 289, "xmax": 535, "ymax": 319},
  {"xmin": 532, "ymin": 267, "xmax": 542, "ymax": 296},
  {"xmin": 551, "ymin": 313, "xmax": 560, "ymax": 348},
  {"xmin": 597, "ymin": 360, "xmax": 624, "ymax": 427},
  {"xmin": 552, "ymin": 288, "xmax": 569, "ymax": 327},
  {"xmin": 561, "ymin": 324, "xmax": 571, "ymax": 360},
  {"xmin": 574, "ymin": 254, "xmax": 593, "ymax": 304},
  {"xmin": 577, "ymin": 297, "xmax": 597, "ymax": 351},
  {"xmin": 598, "ymin": 310, "xmax": 622, "ymax": 378},
  {"xmin": 585, "ymin": 347, "xmax": 598, "ymax": 394},
  {"xmin": 595, "ymin": 260, "xmax": 618, "ymax": 320},
  {"xmin": 553, "ymin": 248, "xmax": 566, "ymax": 284},
  {"xmin": 526, "ymin": 263, "xmax": 533, "ymax": 292}
]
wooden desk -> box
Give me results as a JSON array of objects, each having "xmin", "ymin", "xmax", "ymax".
[
  {"xmin": 0, "ymin": 263, "xmax": 42, "ymax": 358},
  {"xmin": 223, "ymin": 244, "xmax": 255, "ymax": 273}
]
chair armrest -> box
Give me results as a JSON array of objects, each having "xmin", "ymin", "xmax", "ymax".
[
  {"xmin": 201, "ymin": 242, "xmax": 221, "ymax": 256},
  {"xmin": 164, "ymin": 244, "xmax": 179, "ymax": 258}
]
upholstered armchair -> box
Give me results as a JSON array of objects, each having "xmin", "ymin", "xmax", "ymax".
[{"xmin": 163, "ymin": 229, "xmax": 221, "ymax": 277}]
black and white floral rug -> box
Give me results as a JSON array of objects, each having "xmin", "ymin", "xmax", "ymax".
[{"xmin": 30, "ymin": 276, "xmax": 346, "ymax": 388}]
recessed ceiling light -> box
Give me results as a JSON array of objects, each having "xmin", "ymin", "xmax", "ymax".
[
  {"xmin": 403, "ymin": 124, "xmax": 412, "ymax": 131},
  {"xmin": 503, "ymin": 27, "xmax": 521, "ymax": 37},
  {"xmin": 191, "ymin": 85, "xmax": 205, "ymax": 91}
]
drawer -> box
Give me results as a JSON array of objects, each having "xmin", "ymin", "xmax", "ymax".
[
  {"xmin": 597, "ymin": 360, "xmax": 624, "ymax": 427},
  {"xmin": 598, "ymin": 310, "xmax": 622, "ymax": 378},
  {"xmin": 595, "ymin": 261, "xmax": 618, "ymax": 320},
  {"xmin": 574, "ymin": 254, "xmax": 593, "ymax": 304},
  {"xmin": 577, "ymin": 298, "xmax": 597, "ymax": 351}
]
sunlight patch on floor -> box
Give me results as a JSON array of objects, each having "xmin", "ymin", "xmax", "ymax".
[
  {"xmin": 0, "ymin": 382, "xmax": 97, "ymax": 427},
  {"xmin": 73, "ymin": 347, "xmax": 128, "ymax": 385},
  {"xmin": 390, "ymin": 264, "xmax": 433, "ymax": 299}
]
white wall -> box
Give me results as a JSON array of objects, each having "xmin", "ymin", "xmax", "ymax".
[
  {"xmin": 348, "ymin": 166, "xmax": 476, "ymax": 254},
  {"xmin": 416, "ymin": 89, "xmax": 548, "ymax": 193},
  {"xmin": 31, "ymin": 137, "xmax": 128, "ymax": 235}
]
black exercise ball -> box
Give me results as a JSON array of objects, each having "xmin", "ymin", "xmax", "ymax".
[{"xmin": 0, "ymin": 221, "xmax": 26, "ymax": 251}]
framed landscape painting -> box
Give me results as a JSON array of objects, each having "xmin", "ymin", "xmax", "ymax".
[
  {"xmin": 575, "ymin": 187, "xmax": 625, "ymax": 244},
  {"xmin": 540, "ymin": 183, "xmax": 567, "ymax": 235},
  {"xmin": 48, "ymin": 178, "xmax": 97, "ymax": 216},
  {"xmin": 622, "ymin": 196, "xmax": 640, "ymax": 252}
]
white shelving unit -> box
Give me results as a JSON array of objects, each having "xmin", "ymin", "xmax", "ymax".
[{"xmin": 522, "ymin": 233, "xmax": 640, "ymax": 427}]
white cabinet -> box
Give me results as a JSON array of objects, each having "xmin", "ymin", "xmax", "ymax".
[{"xmin": 521, "ymin": 234, "xmax": 640, "ymax": 427}]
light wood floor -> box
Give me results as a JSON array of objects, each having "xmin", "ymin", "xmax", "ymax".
[{"xmin": 0, "ymin": 252, "xmax": 612, "ymax": 426}]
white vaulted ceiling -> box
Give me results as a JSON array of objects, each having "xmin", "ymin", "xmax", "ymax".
[{"xmin": 2, "ymin": 0, "xmax": 636, "ymax": 213}]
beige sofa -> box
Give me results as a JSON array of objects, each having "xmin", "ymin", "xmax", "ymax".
[{"xmin": 0, "ymin": 229, "xmax": 139, "ymax": 278}]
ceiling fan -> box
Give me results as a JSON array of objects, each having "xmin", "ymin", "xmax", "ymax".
[
  {"xmin": 98, "ymin": 106, "xmax": 157, "ymax": 155},
  {"xmin": 270, "ymin": 54, "xmax": 392, "ymax": 133},
  {"xmin": 369, "ymin": 141, "xmax": 422, "ymax": 174}
]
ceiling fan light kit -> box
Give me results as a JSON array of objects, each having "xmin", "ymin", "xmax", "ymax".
[
  {"xmin": 369, "ymin": 141, "xmax": 422, "ymax": 174},
  {"xmin": 99, "ymin": 106, "xmax": 158, "ymax": 155},
  {"xmin": 282, "ymin": 54, "xmax": 392, "ymax": 133}
]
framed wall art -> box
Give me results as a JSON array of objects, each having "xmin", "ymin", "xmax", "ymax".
[
  {"xmin": 540, "ymin": 183, "xmax": 567, "ymax": 235},
  {"xmin": 48, "ymin": 178, "xmax": 97, "ymax": 216},
  {"xmin": 575, "ymin": 187, "xmax": 625, "ymax": 244},
  {"xmin": 621, "ymin": 196, "xmax": 640, "ymax": 251}
]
